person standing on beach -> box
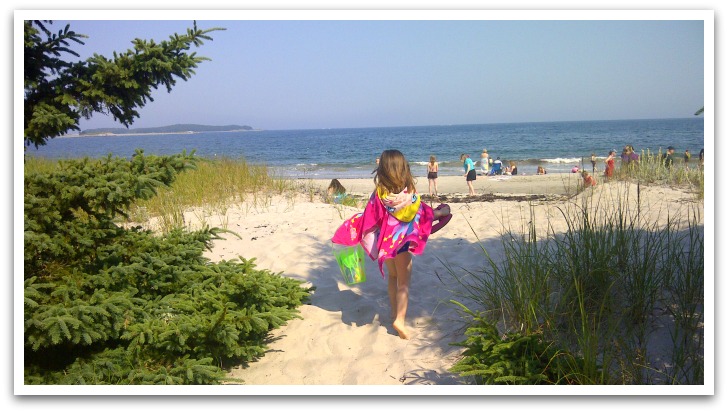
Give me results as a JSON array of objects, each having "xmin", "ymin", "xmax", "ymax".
[
  {"xmin": 427, "ymin": 155, "xmax": 439, "ymax": 197},
  {"xmin": 604, "ymin": 150, "xmax": 616, "ymax": 179},
  {"xmin": 663, "ymin": 146, "xmax": 676, "ymax": 168},
  {"xmin": 331, "ymin": 149, "xmax": 452, "ymax": 340},
  {"xmin": 371, "ymin": 157, "xmax": 380, "ymax": 174},
  {"xmin": 479, "ymin": 149, "xmax": 490, "ymax": 175},
  {"xmin": 591, "ymin": 153, "xmax": 597, "ymax": 172},
  {"xmin": 684, "ymin": 149, "xmax": 691, "ymax": 165},
  {"xmin": 460, "ymin": 153, "xmax": 477, "ymax": 195},
  {"xmin": 699, "ymin": 148, "xmax": 704, "ymax": 169},
  {"xmin": 621, "ymin": 145, "xmax": 639, "ymax": 172}
]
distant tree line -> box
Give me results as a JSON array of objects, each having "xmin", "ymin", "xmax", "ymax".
[{"xmin": 80, "ymin": 124, "xmax": 254, "ymax": 136}]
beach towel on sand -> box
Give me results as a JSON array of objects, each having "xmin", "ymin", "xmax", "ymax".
[{"xmin": 332, "ymin": 191, "xmax": 434, "ymax": 277}]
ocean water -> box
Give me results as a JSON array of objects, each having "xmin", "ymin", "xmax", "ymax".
[{"xmin": 27, "ymin": 118, "xmax": 704, "ymax": 178}]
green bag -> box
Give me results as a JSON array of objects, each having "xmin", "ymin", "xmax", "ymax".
[{"xmin": 332, "ymin": 244, "xmax": 367, "ymax": 285}]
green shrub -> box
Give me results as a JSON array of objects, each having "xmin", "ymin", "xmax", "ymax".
[
  {"xmin": 449, "ymin": 301, "xmax": 585, "ymax": 385},
  {"xmin": 24, "ymin": 150, "xmax": 311, "ymax": 384}
]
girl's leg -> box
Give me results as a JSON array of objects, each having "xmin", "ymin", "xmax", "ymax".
[
  {"xmin": 385, "ymin": 252, "xmax": 413, "ymax": 339},
  {"xmin": 434, "ymin": 179, "xmax": 438, "ymax": 196},
  {"xmin": 385, "ymin": 258, "xmax": 398, "ymax": 320}
]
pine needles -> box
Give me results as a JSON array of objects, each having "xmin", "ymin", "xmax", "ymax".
[{"xmin": 24, "ymin": 151, "xmax": 312, "ymax": 384}]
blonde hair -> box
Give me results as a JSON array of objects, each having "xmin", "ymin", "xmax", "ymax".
[
  {"xmin": 327, "ymin": 178, "xmax": 346, "ymax": 194},
  {"xmin": 429, "ymin": 155, "xmax": 437, "ymax": 165},
  {"xmin": 374, "ymin": 149, "xmax": 416, "ymax": 194}
]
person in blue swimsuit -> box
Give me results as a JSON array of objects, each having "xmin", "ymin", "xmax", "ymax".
[{"xmin": 460, "ymin": 153, "xmax": 476, "ymax": 195}]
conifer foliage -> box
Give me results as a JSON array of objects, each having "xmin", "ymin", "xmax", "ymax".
[
  {"xmin": 24, "ymin": 151, "xmax": 312, "ymax": 384},
  {"xmin": 24, "ymin": 20, "xmax": 223, "ymax": 148}
]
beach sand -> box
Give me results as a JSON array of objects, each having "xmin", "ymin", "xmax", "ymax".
[{"xmin": 190, "ymin": 173, "xmax": 703, "ymax": 388}]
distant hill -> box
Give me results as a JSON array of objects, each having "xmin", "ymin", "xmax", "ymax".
[{"xmin": 79, "ymin": 124, "xmax": 254, "ymax": 136}]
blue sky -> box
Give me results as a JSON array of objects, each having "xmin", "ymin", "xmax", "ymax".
[{"xmin": 47, "ymin": 13, "xmax": 706, "ymax": 131}]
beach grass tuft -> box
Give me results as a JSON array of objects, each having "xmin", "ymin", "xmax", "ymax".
[
  {"xmin": 614, "ymin": 149, "xmax": 704, "ymax": 199},
  {"xmin": 445, "ymin": 184, "xmax": 704, "ymax": 385},
  {"xmin": 128, "ymin": 157, "xmax": 295, "ymax": 232}
]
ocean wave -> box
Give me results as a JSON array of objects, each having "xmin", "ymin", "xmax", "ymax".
[{"xmin": 540, "ymin": 157, "xmax": 583, "ymax": 164}]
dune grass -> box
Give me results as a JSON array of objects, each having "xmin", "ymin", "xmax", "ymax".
[
  {"xmin": 445, "ymin": 184, "xmax": 704, "ymax": 385},
  {"xmin": 126, "ymin": 157, "xmax": 297, "ymax": 231},
  {"xmin": 612, "ymin": 149, "xmax": 704, "ymax": 199}
]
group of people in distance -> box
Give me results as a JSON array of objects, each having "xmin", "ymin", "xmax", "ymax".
[
  {"xmin": 579, "ymin": 144, "xmax": 704, "ymax": 190},
  {"xmin": 476, "ymin": 148, "xmax": 518, "ymax": 176},
  {"xmin": 663, "ymin": 146, "xmax": 704, "ymax": 169},
  {"xmin": 334, "ymin": 143, "xmax": 705, "ymax": 202}
]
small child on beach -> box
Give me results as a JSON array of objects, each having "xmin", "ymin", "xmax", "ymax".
[
  {"xmin": 327, "ymin": 179, "xmax": 347, "ymax": 203},
  {"xmin": 332, "ymin": 149, "xmax": 452, "ymax": 340},
  {"xmin": 581, "ymin": 170, "xmax": 597, "ymax": 187},
  {"xmin": 427, "ymin": 155, "xmax": 439, "ymax": 197}
]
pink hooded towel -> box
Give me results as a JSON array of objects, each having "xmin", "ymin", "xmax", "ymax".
[{"xmin": 331, "ymin": 191, "xmax": 434, "ymax": 277}]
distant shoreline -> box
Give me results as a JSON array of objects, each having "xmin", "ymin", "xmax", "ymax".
[{"xmin": 72, "ymin": 129, "xmax": 262, "ymax": 138}]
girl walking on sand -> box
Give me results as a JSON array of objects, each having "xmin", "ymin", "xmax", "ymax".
[
  {"xmin": 460, "ymin": 153, "xmax": 476, "ymax": 195},
  {"xmin": 332, "ymin": 149, "xmax": 452, "ymax": 339},
  {"xmin": 427, "ymin": 155, "xmax": 439, "ymax": 197}
]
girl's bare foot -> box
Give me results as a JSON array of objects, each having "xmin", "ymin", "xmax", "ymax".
[{"xmin": 392, "ymin": 319, "xmax": 409, "ymax": 340}]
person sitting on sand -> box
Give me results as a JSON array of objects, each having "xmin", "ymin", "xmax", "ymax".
[
  {"xmin": 509, "ymin": 161, "xmax": 518, "ymax": 176},
  {"xmin": 490, "ymin": 157, "xmax": 503, "ymax": 175},
  {"xmin": 327, "ymin": 179, "xmax": 347, "ymax": 203},
  {"xmin": 571, "ymin": 165, "xmax": 580, "ymax": 173},
  {"xmin": 581, "ymin": 170, "xmax": 596, "ymax": 187},
  {"xmin": 537, "ymin": 165, "xmax": 547, "ymax": 175},
  {"xmin": 332, "ymin": 149, "xmax": 452, "ymax": 340}
]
